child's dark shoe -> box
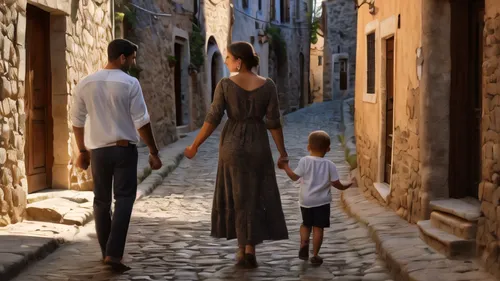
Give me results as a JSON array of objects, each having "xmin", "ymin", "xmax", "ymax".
[
  {"xmin": 298, "ymin": 245, "xmax": 309, "ymax": 260},
  {"xmin": 310, "ymin": 255, "xmax": 323, "ymax": 266},
  {"xmin": 244, "ymin": 253, "xmax": 258, "ymax": 269}
]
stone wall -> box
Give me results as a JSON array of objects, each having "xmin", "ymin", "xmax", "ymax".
[
  {"xmin": 322, "ymin": 0, "xmax": 357, "ymax": 101},
  {"xmin": 310, "ymin": 36, "xmax": 324, "ymax": 103},
  {"xmin": 231, "ymin": 0, "xmax": 270, "ymax": 77},
  {"xmin": 478, "ymin": 3, "xmax": 500, "ymax": 277},
  {"xmin": 279, "ymin": 11, "xmax": 311, "ymax": 110},
  {"xmin": 1, "ymin": 0, "xmax": 112, "ymax": 225},
  {"xmin": 200, "ymin": 0, "xmax": 231, "ymax": 115},
  {"xmin": 354, "ymin": 0, "xmax": 424, "ymax": 222},
  {"xmin": 121, "ymin": 0, "xmax": 193, "ymax": 147}
]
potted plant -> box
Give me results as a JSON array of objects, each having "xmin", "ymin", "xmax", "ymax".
[{"xmin": 168, "ymin": 56, "xmax": 177, "ymax": 68}]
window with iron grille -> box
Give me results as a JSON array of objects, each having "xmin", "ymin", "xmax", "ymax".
[
  {"xmin": 366, "ymin": 32, "xmax": 375, "ymax": 93},
  {"xmin": 243, "ymin": 0, "xmax": 248, "ymax": 9}
]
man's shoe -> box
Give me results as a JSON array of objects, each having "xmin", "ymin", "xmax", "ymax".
[{"xmin": 104, "ymin": 256, "xmax": 131, "ymax": 273}]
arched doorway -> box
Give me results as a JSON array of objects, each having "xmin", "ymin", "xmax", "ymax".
[
  {"xmin": 211, "ymin": 51, "xmax": 223, "ymax": 101},
  {"xmin": 206, "ymin": 37, "xmax": 225, "ymax": 110}
]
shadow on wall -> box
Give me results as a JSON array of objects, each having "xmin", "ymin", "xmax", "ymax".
[{"xmin": 71, "ymin": 0, "xmax": 80, "ymax": 23}]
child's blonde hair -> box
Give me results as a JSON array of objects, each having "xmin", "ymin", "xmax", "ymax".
[{"xmin": 308, "ymin": 130, "xmax": 331, "ymax": 153}]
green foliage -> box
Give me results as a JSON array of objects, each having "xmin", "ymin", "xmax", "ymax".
[
  {"xmin": 337, "ymin": 134, "xmax": 357, "ymax": 171},
  {"xmin": 114, "ymin": 1, "xmax": 137, "ymax": 28},
  {"xmin": 265, "ymin": 26, "xmax": 287, "ymax": 65},
  {"xmin": 190, "ymin": 19, "xmax": 205, "ymax": 70},
  {"xmin": 310, "ymin": 17, "xmax": 321, "ymax": 45},
  {"xmin": 310, "ymin": 3, "xmax": 322, "ymax": 45},
  {"xmin": 167, "ymin": 55, "xmax": 177, "ymax": 63},
  {"xmin": 347, "ymin": 154, "xmax": 358, "ymax": 170}
]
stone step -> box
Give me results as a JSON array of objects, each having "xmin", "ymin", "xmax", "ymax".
[
  {"xmin": 417, "ymin": 220, "xmax": 476, "ymax": 258},
  {"xmin": 26, "ymin": 198, "xmax": 93, "ymax": 226},
  {"xmin": 429, "ymin": 198, "xmax": 481, "ymax": 222},
  {"xmin": 430, "ymin": 211, "xmax": 477, "ymax": 240}
]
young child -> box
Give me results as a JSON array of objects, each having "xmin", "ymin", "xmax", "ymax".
[{"xmin": 278, "ymin": 130, "xmax": 351, "ymax": 266}]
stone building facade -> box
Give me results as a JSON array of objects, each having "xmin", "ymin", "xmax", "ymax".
[
  {"xmin": 230, "ymin": 0, "xmax": 311, "ymax": 113},
  {"xmin": 354, "ymin": 0, "xmax": 500, "ymax": 276},
  {"xmin": 310, "ymin": 35, "xmax": 324, "ymax": 103},
  {"xmin": 322, "ymin": 0, "xmax": 357, "ymax": 101},
  {"xmin": 116, "ymin": 0, "xmax": 198, "ymax": 145},
  {"xmin": 0, "ymin": 0, "xmax": 113, "ymax": 226},
  {"xmin": 199, "ymin": 0, "xmax": 232, "ymax": 117}
]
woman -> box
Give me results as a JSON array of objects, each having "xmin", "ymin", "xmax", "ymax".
[{"xmin": 184, "ymin": 42, "xmax": 289, "ymax": 268}]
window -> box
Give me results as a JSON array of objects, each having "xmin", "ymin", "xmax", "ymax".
[
  {"xmin": 271, "ymin": 0, "xmax": 276, "ymax": 20},
  {"xmin": 280, "ymin": 0, "xmax": 290, "ymax": 22},
  {"xmin": 318, "ymin": 56, "xmax": 323, "ymax": 66},
  {"xmin": 258, "ymin": 0, "xmax": 262, "ymax": 10},
  {"xmin": 340, "ymin": 59, "xmax": 348, "ymax": 90},
  {"xmin": 243, "ymin": 0, "xmax": 248, "ymax": 8},
  {"xmin": 366, "ymin": 32, "xmax": 375, "ymax": 93},
  {"xmin": 296, "ymin": 0, "xmax": 300, "ymax": 20}
]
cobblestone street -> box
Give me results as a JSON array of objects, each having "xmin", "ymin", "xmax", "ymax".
[{"xmin": 13, "ymin": 102, "xmax": 392, "ymax": 281}]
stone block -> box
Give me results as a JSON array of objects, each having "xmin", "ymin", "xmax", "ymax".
[
  {"xmin": 481, "ymin": 201, "xmax": 497, "ymax": 220},
  {"xmin": 1, "ymin": 77, "xmax": 11, "ymax": 99},
  {"xmin": 430, "ymin": 211, "xmax": 478, "ymax": 240},
  {"xmin": 482, "ymin": 181, "xmax": 497, "ymax": 203}
]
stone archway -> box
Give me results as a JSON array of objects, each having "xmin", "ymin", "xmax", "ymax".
[{"xmin": 206, "ymin": 37, "xmax": 225, "ymax": 111}]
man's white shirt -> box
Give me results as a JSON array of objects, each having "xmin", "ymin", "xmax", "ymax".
[{"xmin": 71, "ymin": 69, "xmax": 150, "ymax": 150}]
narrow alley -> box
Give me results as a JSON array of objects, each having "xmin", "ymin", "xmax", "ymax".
[{"xmin": 13, "ymin": 103, "xmax": 392, "ymax": 281}]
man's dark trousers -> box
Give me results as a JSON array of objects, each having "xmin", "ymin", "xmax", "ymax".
[{"xmin": 90, "ymin": 144, "xmax": 138, "ymax": 259}]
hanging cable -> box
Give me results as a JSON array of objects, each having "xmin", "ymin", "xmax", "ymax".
[
  {"xmin": 232, "ymin": 6, "xmax": 312, "ymax": 30},
  {"xmin": 129, "ymin": 3, "xmax": 172, "ymax": 17}
]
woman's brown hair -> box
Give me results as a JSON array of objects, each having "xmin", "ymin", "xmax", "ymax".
[{"xmin": 228, "ymin": 41, "xmax": 260, "ymax": 69}]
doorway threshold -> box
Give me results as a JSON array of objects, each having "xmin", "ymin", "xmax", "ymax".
[{"xmin": 373, "ymin": 182, "xmax": 390, "ymax": 202}]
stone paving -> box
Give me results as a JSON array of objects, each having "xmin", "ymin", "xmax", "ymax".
[
  {"xmin": 12, "ymin": 102, "xmax": 393, "ymax": 281},
  {"xmin": 341, "ymin": 188, "xmax": 497, "ymax": 281}
]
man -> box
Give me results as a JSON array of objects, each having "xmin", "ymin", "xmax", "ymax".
[{"xmin": 71, "ymin": 39, "xmax": 162, "ymax": 272}]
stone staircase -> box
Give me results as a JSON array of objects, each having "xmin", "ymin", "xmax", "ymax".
[{"xmin": 417, "ymin": 198, "xmax": 481, "ymax": 258}]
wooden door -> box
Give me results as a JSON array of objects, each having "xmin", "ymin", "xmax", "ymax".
[
  {"xmin": 174, "ymin": 43, "xmax": 183, "ymax": 126},
  {"xmin": 26, "ymin": 5, "xmax": 52, "ymax": 193},
  {"xmin": 449, "ymin": 0, "xmax": 483, "ymax": 199},
  {"xmin": 384, "ymin": 37, "xmax": 395, "ymax": 184}
]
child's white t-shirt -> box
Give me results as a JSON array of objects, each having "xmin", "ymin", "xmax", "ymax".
[{"xmin": 293, "ymin": 156, "xmax": 340, "ymax": 208}]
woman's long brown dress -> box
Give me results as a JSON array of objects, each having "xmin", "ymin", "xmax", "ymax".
[{"xmin": 206, "ymin": 77, "xmax": 289, "ymax": 246}]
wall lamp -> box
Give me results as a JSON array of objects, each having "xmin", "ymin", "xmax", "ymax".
[{"xmin": 352, "ymin": 0, "xmax": 376, "ymax": 15}]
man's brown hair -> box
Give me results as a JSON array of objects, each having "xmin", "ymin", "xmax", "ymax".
[{"xmin": 308, "ymin": 130, "xmax": 331, "ymax": 152}]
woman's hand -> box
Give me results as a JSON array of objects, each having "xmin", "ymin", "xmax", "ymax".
[{"xmin": 184, "ymin": 145, "xmax": 198, "ymax": 159}]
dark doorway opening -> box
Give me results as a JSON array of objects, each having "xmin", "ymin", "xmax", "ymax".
[
  {"xmin": 174, "ymin": 43, "xmax": 183, "ymax": 126},
  {"xmin": 449, "ymin": 0, "xmax": 484, "ymax": 199}
]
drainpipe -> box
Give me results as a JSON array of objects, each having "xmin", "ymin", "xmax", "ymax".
[{"xmin": 419, "ymin": 0, "xmax": 451, "ymax": 220}]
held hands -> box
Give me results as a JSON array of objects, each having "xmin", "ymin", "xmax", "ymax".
[
  {"xmin": 184, "ymin": 144, "xmax": 198, "ymax": 159},
  {"xmin": 277, "ymin": 155, "xmax": 289, "ymax": 170}
]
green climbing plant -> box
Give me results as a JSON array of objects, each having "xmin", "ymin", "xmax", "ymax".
[
  {"xmin": 190, "ymin": 18, "xmax": 205, "ymax": 71},
  {"xmin": 265, "ymin": 26, "xmax": 287, "ymax": 65},
  {"xmin": 310, "ymin": 3, "xmax": 322, "ymax": 45}
]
